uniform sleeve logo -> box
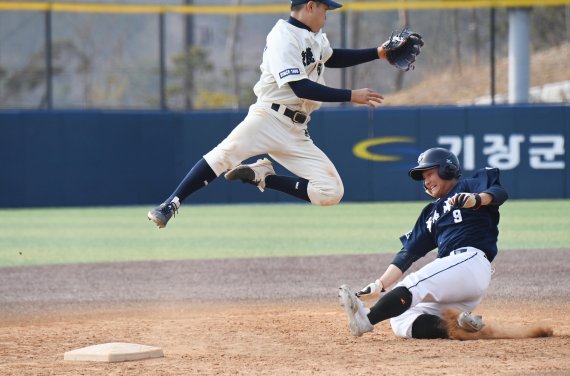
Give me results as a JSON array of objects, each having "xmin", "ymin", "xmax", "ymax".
[{"xmin": 279, "ymin": 68, "xmax": 300, "ymax": 78}]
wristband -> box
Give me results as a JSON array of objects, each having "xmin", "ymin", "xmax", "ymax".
[{"xmin": 472, "ymin": 193, "xmax": 482, "ymax": 210}]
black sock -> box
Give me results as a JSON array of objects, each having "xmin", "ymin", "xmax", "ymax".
[
  {"xmin": 411, "ymin": 314, "xmax": 449, "ymax": 339},
  {"xmin": 265, "ymin": 175, "xmax": 310, "ymax": 202},
  {"xmin": 367, "ymin": 286, "xmax": 413, "ymax": 325},
  {"xmin": 167, "ymin": 158, "xmax": 217, "ymax": 203}
]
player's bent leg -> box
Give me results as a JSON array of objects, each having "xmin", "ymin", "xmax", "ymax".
[
  {"xmin": 367, "ymin": 286, "xmax": 412, "ymax": 325},
  {"xmin": 411, "ymin": 314, "xmax": 449, "ymax": 339},
  {"xmin": 265, "ymin": 176, "xmax": 310, "ymax": 201},
  {"xmin": 148, "ymin": 158, "xmax": 217, "ymax": 228},
  {"xmin": 307, "ymin": 178, "xmax": 344, "ymax": 206},
  {"xmin": 204, "ymin": 110, "xmax": 281, "ymax": 176},
  {"xmin": 389, "ymin": 303, "xmax": 439, "ymax": 338},
  {"xmin": 203, "ymin": 140, "xmax": 251, "ymax": 177},
  {"xmin": 268, "ymin": 131, "xmax": 344, "ymax": 205}
]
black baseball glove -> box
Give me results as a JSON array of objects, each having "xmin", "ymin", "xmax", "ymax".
[{"xmin": 382, "ymin": 28, "xmax": 424, "ymax": 72}]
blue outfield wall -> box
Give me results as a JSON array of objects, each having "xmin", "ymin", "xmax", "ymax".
[{"xmin": 0, "ymin": 105, "xmax": 568, "ymax": 207}]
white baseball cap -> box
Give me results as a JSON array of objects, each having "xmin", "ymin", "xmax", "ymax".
[{"xmin": 290, "ymin": 0, "xmax": 342, "ymax": 10}]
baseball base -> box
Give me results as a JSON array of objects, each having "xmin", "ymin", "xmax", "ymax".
[{"xmin": 64, "ymin": 342, "xmax": 164, "ymax": 362}]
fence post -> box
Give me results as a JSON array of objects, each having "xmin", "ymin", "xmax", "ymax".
[
  {"xmin": 184, "ymin": 0, "xmax": 194, "ymax": 110},
  {"xmin": 159, "ymin": 12, "xmax": 166, "ymax": 110},
  {"xmin": 340, "ymin": 10, "xmax": 347, "ymax": 92},
  {"xmin": 44, "ymin": 9, "xmax": 53, "ymax": 109},
  {"xmin": 508, "ymin": 7, "xmax": 531, "ymax": 104},
  {"xmin": 490, "ymin": 7, "xmax": 496, "ymax": 105}
]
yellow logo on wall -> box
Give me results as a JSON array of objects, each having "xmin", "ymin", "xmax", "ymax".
[{"xmin": 353, "ymin": 137, "xmax": 416, "ymax": 161}]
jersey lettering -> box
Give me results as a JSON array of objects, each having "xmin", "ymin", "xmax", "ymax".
[
  {"xmin": 433, "ymin": 211, "xmax": 440, "ymax": 222},
  {"xmin": 443, "ymin": 197, "xmax": 453, "ymax": 213},
  {"xmin": 426, "ymin": 217, "xmax": 433, "ymax": 232},
  {"xmin": 302, "ymin": 47, "xmax": 315, "ymax": 67}
]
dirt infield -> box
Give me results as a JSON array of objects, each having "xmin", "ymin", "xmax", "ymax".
[{"xmin": 1, "ymin": 249, "xmax": 569, "ymax": 375}]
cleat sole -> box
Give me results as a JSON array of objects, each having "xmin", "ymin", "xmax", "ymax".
[{"xmin": 225, "ymin": 166, "xmax": 255, "ymax": 182}]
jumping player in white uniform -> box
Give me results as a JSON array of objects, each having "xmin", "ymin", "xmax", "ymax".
[
  {"xmin": 339, "ymin": 148, "xmax": 509, "ymax": 339},
  {"xmin": 148, "ymin": 0, "xmax": 396, "ymax": 228}
]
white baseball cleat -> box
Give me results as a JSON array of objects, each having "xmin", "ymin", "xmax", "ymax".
[
  {"xmin": 457, "ymin": 311, "xmax": 485, "ymax": 332},
  {"xmin": 224, "ymin": 158, "xmax": 276, "ymax": 192},
  {"xmin": 338, "ymin": 284, "xmax": 374, "ymax": 337}
]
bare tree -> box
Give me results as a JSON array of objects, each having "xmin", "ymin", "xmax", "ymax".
[
  {"xmin": 452, "ymin": 9, "xmax": 462, "ymax": 73},
  {"xmin": 470, "ymin": 9, "xmax": 481, "ymax": 66},
  {"xmin": 169, "ymin": 46, "xmax": 213, "ymax": 107},
  {"xmin": 0, "ymin": 40, "xmax": 89, "ymax": 107}
]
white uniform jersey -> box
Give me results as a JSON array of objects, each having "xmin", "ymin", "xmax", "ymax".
[
  {"xmin": 204, "ymin": 19, "xmax": 344, "ymax": 207},
  {"xmin": 253, "ymin": 19, "xmax": 333, "ymax": 115}
]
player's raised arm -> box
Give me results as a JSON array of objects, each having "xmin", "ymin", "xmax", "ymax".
[{"xmin": 325, "ymin": 28, "xmax": 423, "ymax": 72}]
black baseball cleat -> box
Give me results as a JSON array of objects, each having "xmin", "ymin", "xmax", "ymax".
[
  {"xmin": 147, "ymin": 202, "xmax": 178, "ymax": 229},
  {"xmin": 224, "ymin": 158, "xmax": 275, "ymax": 192}
]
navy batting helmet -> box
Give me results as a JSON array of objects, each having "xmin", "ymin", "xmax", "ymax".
[{"xmin": 409, "ymin": 148, "xmax": 461, "ymax": 181}]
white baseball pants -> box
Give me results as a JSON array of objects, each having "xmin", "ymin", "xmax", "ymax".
[
  {"xmin": 390, "ymin": 247, "xmax": 493, "ymax": 338},
  {"xmin": 203, "ymin": 104, "xmax": 344, "ymax": 206}
]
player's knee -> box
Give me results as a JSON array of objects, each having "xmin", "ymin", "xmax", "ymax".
[
  {"xmin": 411, "ymin": 314, "xmax": 449, "ymax": 339},
  {"xmin": 307, "ymin": 180, "xmax": 344, "ymax": 206},
  {"xmin": 203, "ymin": 142, "xmax": 241, "ymax": 176}
]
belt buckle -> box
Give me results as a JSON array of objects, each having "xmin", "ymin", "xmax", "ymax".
[
  {"xmin": 453, "ymin": 248, "xmax": 467, "ymax": 255},
  {"xmin": 292, "ymin": 112, "xmax": 307, "ymax": 124}
]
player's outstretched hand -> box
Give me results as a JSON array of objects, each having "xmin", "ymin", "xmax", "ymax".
[
  {"xmin": 450, "ymin": 192, "xmax": 482, "ymax": 210},
  {"xmin": 351, "ymin": 88, "xmax": 384, "ymax": 107},
  {"xmin": 355, "ymin": 279, "xmax": 384, "ymax": 300}
]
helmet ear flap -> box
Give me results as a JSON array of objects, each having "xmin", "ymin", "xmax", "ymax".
[{"xmin": 440, "ymin": 163, "xmax": 459, "ymax": 180}]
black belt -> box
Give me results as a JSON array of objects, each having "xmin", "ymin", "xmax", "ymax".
[
  {"xmin": 271, "ymin": 103, "xmax": 308, "ymax": 124},
  {"xmin": 452, "ymin": 247, "xmax": 488, "ymax": 259}
]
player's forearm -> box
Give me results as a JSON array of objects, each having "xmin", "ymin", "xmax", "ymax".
[
  {"xmin": 325, "ymin": 48, "xmax": 379, "ymax": 68},
  {"xmin": 377, "ymin": 264, "xmax": 404, "ymax": 290},
  {"xmin": 289, "ymin": 79, "xmax": 351, "ymax": 102}
]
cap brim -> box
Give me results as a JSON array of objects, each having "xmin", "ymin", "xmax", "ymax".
[
  {"xmin": 408, "ymin": 168, "xmax": 427, "ymax": 181},
  {"xmin": 321, "ymin": 0, "xmax": 342, "ymax": 9}
]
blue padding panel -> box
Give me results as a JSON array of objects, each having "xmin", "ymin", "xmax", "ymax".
[{"xmin": 0, "ymin": 105, "xmax": 568, "ymax": 207}]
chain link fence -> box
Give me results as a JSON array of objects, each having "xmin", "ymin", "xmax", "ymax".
[{"xmin": 1, "ymin": 0, "xmax": 569, "ymax": 110}]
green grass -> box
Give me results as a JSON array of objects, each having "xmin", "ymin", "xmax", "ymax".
[{"xmin": 1, "ymin": 200, "xmax": 568, "ymax": 268}]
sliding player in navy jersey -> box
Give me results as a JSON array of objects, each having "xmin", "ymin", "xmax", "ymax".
[{"xmin": 339, "ymin": 147, "xmax": 509, "ymax": 339}]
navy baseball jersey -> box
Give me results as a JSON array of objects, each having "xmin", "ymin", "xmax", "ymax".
[{"xmin": 394, "ymin": 168, "xmax": 504, "ymax": 271}]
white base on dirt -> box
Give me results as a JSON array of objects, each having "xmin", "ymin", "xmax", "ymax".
[{"xmin": 64, "ymin": 342, "xmax": 164, "ymax": 362}]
